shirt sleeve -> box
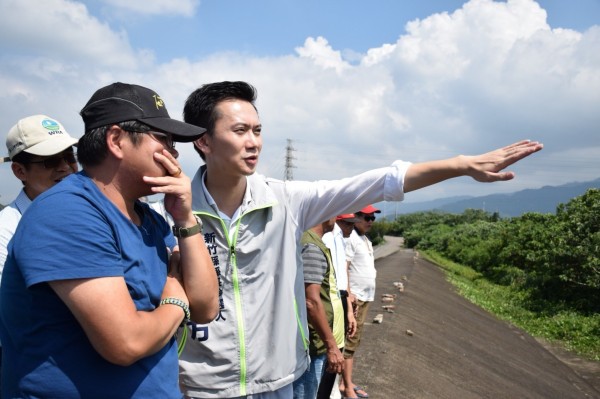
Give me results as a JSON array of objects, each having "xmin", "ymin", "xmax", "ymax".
[
  {"xmin": 14, "ymin": 190, "xmax": 124, "ymax": 287},
  {"xmin": 301, "ymin": 243, "xmax": 328, "ymax": 285},
  {"xmin": 284, "ymin": 160, "xmax": 412, "ymax": 232}
]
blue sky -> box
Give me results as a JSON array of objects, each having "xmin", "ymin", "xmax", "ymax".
[
  {"xmin": 94, "ymin": 0, "xmax": 600, "ymax": 60},
  {"xmin": 1, "ymin": 0, "xmax": 599, "ymax": 205}
]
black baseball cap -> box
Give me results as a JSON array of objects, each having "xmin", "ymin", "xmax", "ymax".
[{"xmin": 80, "ymin": 82, "xmax": 206, "ymax": 142}]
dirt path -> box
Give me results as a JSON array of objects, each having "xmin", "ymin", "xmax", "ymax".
[{"xmin": 349, "ymin": 238, "xmax": 600, "ymax": 398}]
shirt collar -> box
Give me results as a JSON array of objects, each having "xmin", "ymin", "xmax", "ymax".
[
  {"xmin": 14, "ymin": 189, "xmax": 33, "ymax": 215},
  {"xmin": 200, "ymin": 170, "xmax": 252, "ymax": 223}
]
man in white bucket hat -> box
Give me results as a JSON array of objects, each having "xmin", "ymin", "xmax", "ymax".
[
  {"xmin": 0, "ymin": 113, "xmax": 79, "ymax": 269},
  {"xmin": 0, "ymin": 114, "xmax": 79, "ymax": 391}
]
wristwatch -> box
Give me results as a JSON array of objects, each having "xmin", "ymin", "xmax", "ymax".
[{"xmin": 172, "ymin": 214, "xmax": 203, "ymax": 238}]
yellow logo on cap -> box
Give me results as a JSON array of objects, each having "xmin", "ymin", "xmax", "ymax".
[{"xmin": 153, "ymin": 94, "xmax": 164, "ymax": 110}]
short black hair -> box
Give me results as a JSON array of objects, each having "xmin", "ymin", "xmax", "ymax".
[
  {"xmin": 11, "ymin": 151, "xmax": 36, "ymax": 165},
  {"xmin": 183, "ymin": 81, "xmax": 257, "ymax": 160},
  {"xmin": 77, "ymin": 121, "xmax": 151, "ymax": 167}
]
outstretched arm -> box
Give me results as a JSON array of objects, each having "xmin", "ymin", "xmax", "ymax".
[{"xmin": 403, "ymin": 140, "xmax": 543, "ymax": 193}]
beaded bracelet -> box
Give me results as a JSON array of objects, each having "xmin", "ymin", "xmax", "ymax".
[{"xmin": 160, "ymin": 297, "xmax": 190, "ymax": 325}]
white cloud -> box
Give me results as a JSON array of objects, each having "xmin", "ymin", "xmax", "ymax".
[
  {"xmin": 352, "ymin": 0, "xmax": 600, "ymax": 156},
  {"xmin": 362, "ymin": 43, "xmax": 397, "ymax": 67},
  {"xmin": 0, "ymin": 0, "xmax": 138, "ymax": 69},
  {"xmin": 100, "ymin": 0, "xmax": 199, "ymax": 17},
  {"xmin": 295, "ymin": 37, "xmax": 351, "ymax": 73},
  {"xmin": 0, "ymin": 0, "xmax": 598, "ymax": 204}
]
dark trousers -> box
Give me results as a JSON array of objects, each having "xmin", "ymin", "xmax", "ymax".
[
  {"xmin": 316, "ymin": 290, "xmax": 349, "ymax": 398},
  {"xmin": 317, "ymin": 360, "xmax": 339, "ymax": 399},
  {"xmin": 340, "ymin": 289, "xmax": 349, "ymax": 333}
]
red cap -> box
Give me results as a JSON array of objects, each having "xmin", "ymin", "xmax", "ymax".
[
  {"xmin": 336, "ymin": 213, "xmax": 360, "ymax": 222},
  {"xmin": 358, "ymin": 204, "xmax": 381, "ymax": 214}
]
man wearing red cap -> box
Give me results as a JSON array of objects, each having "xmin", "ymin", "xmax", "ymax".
[
  {"xmin": 323, "ymin": 214, "xmax": 360, "ymax": 336},
  {"xmin": 341, "ymin": 205, "xmax": 382, "ymax": 399},
  {"xmin": 320, "ymin": 214, "xmax": 359, "ymax": 398}
]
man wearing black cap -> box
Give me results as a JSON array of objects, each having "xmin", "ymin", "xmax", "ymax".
[
  {"xmin": 0, "ymin": 83, "xmax": 219, "ymax": 398},
  {"xmin": 175, "ymin": 81, "xmax": 542, "ymax": 399}
]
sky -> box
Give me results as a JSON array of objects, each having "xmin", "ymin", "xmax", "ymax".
[{"xmin": 1, "ymin": 0, "xmax": 599, "ymax": 206}]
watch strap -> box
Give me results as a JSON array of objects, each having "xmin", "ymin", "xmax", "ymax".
[{"xmin": 172, "ymin": 215, "xmax": 202, "ymax": 238}]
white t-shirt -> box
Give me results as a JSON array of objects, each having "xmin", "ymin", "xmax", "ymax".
[
  {"xmin": 322, "ymin": 223, "xmax": 348, "ymax": 292},
  {"xmin": 346, "ymin": 229, "xmax": 376, "ymax": 302}
]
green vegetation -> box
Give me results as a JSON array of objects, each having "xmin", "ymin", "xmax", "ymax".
[
  {"xmin": 373, "ymin": 189, "xmax": 600, "ymax": 360},
  {"xmin": 366, "ymin": 219, "xmax": 392, "ymax": 246}
]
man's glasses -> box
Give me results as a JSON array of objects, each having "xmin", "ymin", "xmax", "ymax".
[
  {"xmin": 147, "ymin": 131, "xmax": 175, "ymax": 151},
  {"xmin": 27, "ymin": 153, "xmax": 77, "ymax": 169},
  {"xmin": 363, "ymin": 216, "xmax": 376, "ymax": 222}
]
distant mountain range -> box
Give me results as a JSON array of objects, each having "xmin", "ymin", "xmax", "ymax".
[
  {"xmin": 384, "ymin": 178, "xmax": 600, "ymax": 218},
  {"xmin": 4, "ymin": 178, "xmax": 596, "ymax": 218}
]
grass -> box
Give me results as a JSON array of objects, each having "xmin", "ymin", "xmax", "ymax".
[{"xmin": 420, "ymin": 250, "xmax": 600, "ymax": 361}]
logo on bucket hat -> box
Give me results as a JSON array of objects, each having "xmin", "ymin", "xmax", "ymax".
[
  {"xmin": 80, "ymin": 82, "xmax": 206, "ymax": 142},
  {"xmin": 2, "ymin": 115, "xmax": 79, "ymax": 163}
]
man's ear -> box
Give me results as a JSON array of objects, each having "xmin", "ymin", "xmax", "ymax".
[
  {"xmin": 11, "ymin": 162, "xmax": 27, "ymax": 182},
  {"xmin": 106, "ymin": 125, "xmax": 126, "ymax": 160},
  {"xmin": 194, "ymin": 135, "xmax": 209, "ymax": 154}
]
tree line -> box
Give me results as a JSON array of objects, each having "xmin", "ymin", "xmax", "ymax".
[{"xmin": 368, "ymin": 189, "xmax": 599, "ymax": 314}]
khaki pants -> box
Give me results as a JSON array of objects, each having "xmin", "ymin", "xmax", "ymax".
[{"xmin": 343, "ymin": 299, "xmax": 371, "ymax": 358}]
